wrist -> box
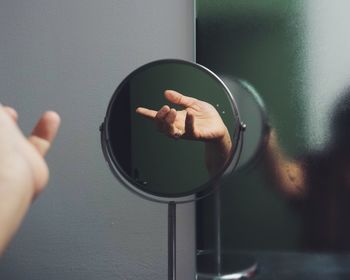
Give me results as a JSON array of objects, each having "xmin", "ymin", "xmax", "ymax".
[
  {"xmin": 0, "ymin": 171, "xmax": 33, "ymax": 255},
  {"xmin": 211, "ymin": 128, "xmax": 232, "ymax": 150}
]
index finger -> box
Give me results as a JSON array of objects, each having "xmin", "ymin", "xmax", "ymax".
[{"xmin": 136, "ymin": 107, "xmax": 157, "ymax": 120}]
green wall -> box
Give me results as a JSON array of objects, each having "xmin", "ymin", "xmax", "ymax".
[{"xmin": 196, "ymin": 0, "xmax": 307, "ymax": 250}]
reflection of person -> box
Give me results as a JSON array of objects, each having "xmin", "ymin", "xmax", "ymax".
[
  {"xmin": 264, "ymin": 90, "xmax": 350, "ymax": 251},
  {"xmin": 0, "ymin": 105, "xmax": 60, "ymax": 255},
  {"xmin": 136, "ymin": 90, "xmax": 232, "ymax": 176}
]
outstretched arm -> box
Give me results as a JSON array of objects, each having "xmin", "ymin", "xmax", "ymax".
[
  {"xmin": 0, "ymin": 105, "xmax": 60, "ymax": 255},
  {"xmin": 263, "ymin": 129, "xmax": 306, "ymax": 198},
  {"xmin": 136, "ymin": 90, "xmax": 232, "ymax": 176}
]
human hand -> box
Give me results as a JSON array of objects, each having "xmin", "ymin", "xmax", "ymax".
[
  {"xmin": 0, "ymin": 105, "xmax": 61, "ymax": 200},
  {"xmin": 0, "ymin": 104, "xmax": 60, "ymax": 255},
  {"xmin": 136, "ymin": 90, "xmax": 229, "ymax": 142}
]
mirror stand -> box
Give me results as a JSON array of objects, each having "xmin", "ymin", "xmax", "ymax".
[
  {"xmin": 197, "ymin": 124, "xmax": 258, "ymax": 279},
  {"xmin": 197, "ymin": 188, "xmax": 257, "ymax": 279},
  {"xmin": 101, "ymin": 59, "xmax": 250, "ymax": 280},
  {"xmin": 168, "ymin": 201, "xmax": 176, "ymax": 280}
]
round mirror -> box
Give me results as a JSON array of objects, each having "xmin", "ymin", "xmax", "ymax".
[
  {"xmin": 220, "ymin": 76, "xmax": 268, "ymax": 171},
  {"xmin": 100, "ymin": 59, "xmax": 243, "ymax": 202}
]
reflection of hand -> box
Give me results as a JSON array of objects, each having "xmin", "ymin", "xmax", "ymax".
[
  {"xmin": 263, "ymin": 129, "xmax": 306, "ymax": 198},
  {"xmin": 136, "ymin": 90, "xmax": 232, "ymax": 176},
  {"xmin": 136, "ymin": 90, "xmax": 229, "ymax": 142},
  {"xmin": 0, "ymin": 105, "xmax": 60, "ymax": 254}
]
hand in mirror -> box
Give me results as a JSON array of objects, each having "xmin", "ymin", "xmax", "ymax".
[
  {"xmin": 136, "ymin": 90, "xmax": 233, "ymax": 176},
  {"xmin": 263, "ymin": 102, "xmax": 350, "ymax": 251},
  {"xmin": 263, "ymin": 129, "xmax": 306, "ymax": 198}
]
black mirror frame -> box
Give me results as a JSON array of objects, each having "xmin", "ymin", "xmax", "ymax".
[{"xmin": 100, "ymin": 59, "xmax": 244, "ymax": 204}]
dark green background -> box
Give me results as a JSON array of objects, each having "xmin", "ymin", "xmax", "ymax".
[
  {"xmin": 128, "ymin": 61, "xmax": 237, "ymax": 196},
  {"xmin": 196, "ymin": 0, "xmax": 307, "ymax": 251}
]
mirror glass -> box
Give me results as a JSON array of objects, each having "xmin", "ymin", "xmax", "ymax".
[
  {"xmin": 220, "ymin": 76, "xmax": 268, "ymax": 171},
  {"xmin": 197, "ymin": 0, "xmax": 350, "ymax": 255},
  {"xmin": 102, "ymin": 60, "xmax": 241, "ymax": 198}
]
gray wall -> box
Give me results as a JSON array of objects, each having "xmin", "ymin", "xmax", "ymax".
[
  {"xmin": 0, "ymin": 1, "xmax": 195, "ymax": 279},
  {"xmin": 305, "ymin": 0, "xmax": 350, "ymax": 148}
]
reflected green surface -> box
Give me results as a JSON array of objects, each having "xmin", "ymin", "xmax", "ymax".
[
  {"xmin": 196, "ymin": 0, "xmax": 350, "ymax": 253},
  {"xmin": 220, "ymin": 77, "xmax": 268, "ymax": 170}
]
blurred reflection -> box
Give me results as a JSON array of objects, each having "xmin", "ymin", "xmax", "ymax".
[
  {"xmin": 264, "ymin": 89, "xmax": 350, "ymax": 251},
  {"xmin": 136, "ymin": 90, "xmax": 232, "ymax": 176}
]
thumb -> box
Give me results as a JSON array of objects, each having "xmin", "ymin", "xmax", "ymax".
[{"xmin": 164, "ymin": 90, "xmax": 197, "ymax": 108}]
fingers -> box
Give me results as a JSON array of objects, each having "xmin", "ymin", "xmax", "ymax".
[
  {"xmin": 164, "ymin": 109, "xmax": 177, "ymax": 136},
  {"xmin": 29, "ymin": 111, "xmax": 61, "ymax": 156},
  {"xmin": 155, "ymin": 105, "xmax": 170, "ymax": 131},
  {"xmin": 155, "ymin": 106, "xmax": 183, "ymax": 139},
  {"xmin": 184, "ymin": 112, "xmax": 195, "ymax": 138},
  {"xmin": 3, "ymin": 106, "xmax": 18, "ymax": 122},
  {"xmin": 136, "ymin": 104, "xmax": 183, "ymax": 139},
  {"xmin": 165, "ymin": 108, "xmax": 177, "ymax": 124},
  {"xmin": 164, "ymin": 90, "xmax": 197, "ymax": 108},
  {"xmin": 136, "ymin": 107, "xmax": 157, "ymax": 120}
]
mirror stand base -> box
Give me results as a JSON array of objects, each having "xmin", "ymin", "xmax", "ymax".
[{"xmin": 196, "ymin": 251, "xmax": 258, "ymax": 279}]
